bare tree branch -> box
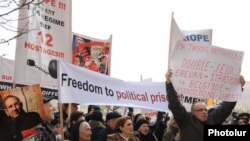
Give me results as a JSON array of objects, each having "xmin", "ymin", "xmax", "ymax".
[
  {"xmin": 0, "ymin": 0, "xmax": 44, "ymax": 44},
  {"xmin": 0, "ymin": 0, "xmax": 36, "ymax": 17}
]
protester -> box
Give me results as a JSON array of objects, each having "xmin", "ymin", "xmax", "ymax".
[
  {"xmin": 42, "ymin": 96, "xmax": 56, "ymax": 141},
  {"xmin": 67, "ymin": 110, "xmax": 85, "ymax": 137},
  {"xmin": 70, "ymin": 111, "xmax": 85, "ymax": 128},
  {"xmin": 88, "ymin": 110, "xmax": 105, "ymax": 141},
  {"xmin": 134, "ymin": 119, "xmax": 158, "ymax": 141},
  {"xmin": 51, "ymin": 119, "xmax": 66, "ymax": 141},
  {"xmin": 162, "ymin": 117, "xmax": 180, "ymax": 141},
  {"xmin": 165, "ymin": 69, "xmax": 246, "ymax": 141},
  {"xmin": 85, "ymin": 105, "xmax": 101, "ymax": 122},
  {"xmin": 133, "ymin": 113, "xmax": 144, "ymax": 127},
  {"xmin": 150, "ymin": 111, "xmax": 167, "ymax": 141},
  {"xmin": 97, "ymin": 111, "xmax": 122, "ymax": 141},
  {"xmin": 107, "ymin": 116, "xmax": 139, "ymax": 141},
  {"xmin": 64, "ymin": 103, "xmax": 80, "ymax": 134},
  {"xmin": 127, "ymin": 107, "xmax": 134, "ymax": 122},
  {"xmin": 70, "ymin": 120, "xmax": 92, "ymax": 141}
]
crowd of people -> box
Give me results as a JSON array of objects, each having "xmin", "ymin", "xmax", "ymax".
[{"xmin": 0, "ymin": 71, "xmax": 249, "ymax": 141}]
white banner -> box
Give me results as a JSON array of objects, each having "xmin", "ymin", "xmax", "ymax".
[
  {"xmin": 0, "ymin": 58, "xmax": 14, "ymax": 90},
  {"xmin": 58, "ymin": 61, "xmax": 169, "ymax": 112},
  {"xmin": 14, "ymin": 0, "xmax": 72, "ymax": 89},
  {"xmin": 171, "ymin": 41, "xmax": 244, "ymax": 101}
]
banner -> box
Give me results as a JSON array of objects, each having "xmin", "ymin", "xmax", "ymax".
[
  {"xmin": 58, "ymin": 61, "xmax": 169, "ymax": 112},
  {"xmin": 14, "ymin": 0, "xmax": 72, "ymax": 90},
  {"xmin": 171, "ymin": 41, "xmax": 244, "ymax": 101},
  {"xmin": 0, "ymin": 57, "xmax": 14, "ymax": 90},
  {"xmin": 72, "ymin": 33, "xmax": 112, "ymax": 75}
]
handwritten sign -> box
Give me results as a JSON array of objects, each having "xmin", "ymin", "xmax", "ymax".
[{"xmin": 171, "ymin": 41, "xmax": 244, "ymax": 101}]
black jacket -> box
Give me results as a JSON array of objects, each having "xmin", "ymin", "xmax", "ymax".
[
  {"xmin": 96, "ymin": 125, "xmax": 114, "ymax": 141},
  {"xmin": 1, "ymin": 110, "xmax": 44, "ymax": 141},
  {"xmin": 1, "ymin": 110, "xmax": 55, "ymax": 141},
  {"xmin": 166, "ymin": 82, "xmax": 236, "ymax": 141}
]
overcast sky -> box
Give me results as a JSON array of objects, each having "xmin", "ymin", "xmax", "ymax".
[{"xmin": 1, "ymin": 0, "xmax": 250, "ymax": 82}]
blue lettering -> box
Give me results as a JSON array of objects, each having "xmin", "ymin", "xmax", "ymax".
[
  {"xmin": 203, "ymin": 35, "xmax": 209, "ymax": 42},
  {"xmin": 190, "ymin": 34, "xmax": 196, "ymax": 41},
  {"xmin": 185, "ymin": 34, "xmax": 209, "ymax": 42}
]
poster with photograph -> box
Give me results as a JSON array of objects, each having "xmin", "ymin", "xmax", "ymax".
[
  {"xmin": 72, "ymin": 33, "xmax": 112, "ymax": 75},
  {"xmin": 0, "ymin": 84, "xmax": 52, "ymax": 140},
  {"xmin": 0, "ymin": 84, "xmax": 45, "ymax": 120}
]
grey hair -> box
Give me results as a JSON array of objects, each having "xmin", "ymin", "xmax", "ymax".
[{"xmin": 191, "ymin": 101, "xmax": 206, "ymax": 112}]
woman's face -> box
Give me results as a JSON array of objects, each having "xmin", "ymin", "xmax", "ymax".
[
  {"xmin": 79, "ymin": 122, "xmax": 92, "ymax": 141},
  {"xmin": 138, "ymin": 123, "xmax": 150, "ymax": 135},
  {"xmin": 120, "ymin": 119, "xmax": 134, "ymax": 136}
]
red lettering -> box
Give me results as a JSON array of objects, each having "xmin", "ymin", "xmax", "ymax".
[
  {"xmin": 44, "ymin": 0, "xmax": 56, "ymax": 7},
  {"xmin": 1, "ymin": 75, "xmax": 12, "ymax": 80},
  {"xmin": 182, "ymin": 59, "xmax": 210, "ymax": 71}
]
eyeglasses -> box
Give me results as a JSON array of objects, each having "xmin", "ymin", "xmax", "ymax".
[{"xmin": 194, "ymin": 108, "xmax": 208, "ymax": 112}]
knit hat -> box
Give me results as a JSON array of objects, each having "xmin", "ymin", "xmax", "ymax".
[
  {"xmin": 106, "ymin": 111, "xmax": 122, "ymax": 122},
  {"xmin": 134, "ymin": 113, "xmax": 143, "ymax": 123},
  {"xmin": 135, "ymin": 119, "xmax": 149, "ymax": 131}
]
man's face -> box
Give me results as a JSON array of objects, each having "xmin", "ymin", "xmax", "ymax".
[
  {"xmin": 4, "ymin": 97, "xmax": 22, "ymax": 119},
  {"xmin": 43, "ymin": 102, "xmax": 54, "ymax": 122},
  {"xmin": 108, "ymin": 118, "xmax": 119, "ymax": 130},
  {"xmin": 192, "ymin": 102, "xmax": 208, "ymax": 122}
]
